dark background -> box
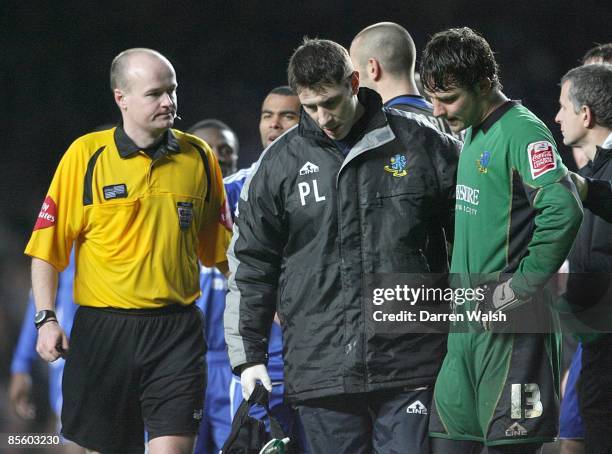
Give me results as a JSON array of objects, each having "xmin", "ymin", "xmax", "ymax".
[{"xmin": 1, "ymin": 0, "xmax": 611, "ymax": 440}]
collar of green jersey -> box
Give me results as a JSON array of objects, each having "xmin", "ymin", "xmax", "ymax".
[
  {"xmin": 114, "ymin": 125, "xmax": 180, "ymax": 159},
  {"xmin": 472, "ymin": 100, "xmax": 520, "ymax": 135}
]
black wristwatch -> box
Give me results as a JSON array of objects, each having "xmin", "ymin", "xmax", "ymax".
[{"xmin": 34, "ymin": 310, "xmax": 57, "ymax": 329}]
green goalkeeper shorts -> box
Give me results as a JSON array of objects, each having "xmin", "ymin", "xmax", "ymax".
[{"xmin": 428, "ymin": 331, "xmax": 561, "ymax": 447}]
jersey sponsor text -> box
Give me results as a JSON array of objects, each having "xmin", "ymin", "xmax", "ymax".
[
  {"xmin": 456, "ymin": 184, "xmax": 480, "ymax": 205},
  {"xmin": 528, "ymin": 141, "xmax": 557, "ymax": 179},
  {"xmin": 34, "ymin": 196, "xmax": 57, "ymax": 230}
]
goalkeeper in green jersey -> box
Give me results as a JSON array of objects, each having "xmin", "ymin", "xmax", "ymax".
[{"xmin": 420, "ymin": 27, "xmax": 583, "ymax": 453}]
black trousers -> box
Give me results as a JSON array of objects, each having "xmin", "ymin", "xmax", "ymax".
[{"xmin": 295, "ymin": 388, "xmax": 431, "ymax": 454}]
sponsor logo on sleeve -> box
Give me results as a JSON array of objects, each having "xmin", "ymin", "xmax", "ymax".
[
  {"xmin": 33, "ymin": 196, "xmax": 57, "ymax": 231},
  {"xmin": 528, "ymin": 141, "xmax": 557, "ymax": 179}
]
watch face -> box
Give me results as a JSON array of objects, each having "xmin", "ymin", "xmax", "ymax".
[
  {"xmin": 35, "ymin": 310, "xmax": 55, "ymax": 326},
  {"xmin": 35, "ymin": 311, "xmax": 47, "ymax": 324}
]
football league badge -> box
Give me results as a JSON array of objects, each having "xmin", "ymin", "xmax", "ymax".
[
  {"xmin": 477, "ymin": 151, "xmax": 491, "ymax": 174},
  {"xmin": 384, "ymin": 154, "xmax": 408, "ymax": 177},
  {"xmin": 177, "ymin": 202, "xmax": 194, "ymax": 230}
]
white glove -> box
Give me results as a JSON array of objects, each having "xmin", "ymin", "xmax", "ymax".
[
  {"xmin": 240, "ymin": 364, "xmax": 272, "ymax": 400},
  {"xmin": 477, "ymin": 278, "xmax": 529, "ymax": 330}
]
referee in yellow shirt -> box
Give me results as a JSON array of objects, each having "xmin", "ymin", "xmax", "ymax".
[{"xmin": 25, "ymin": 48, "xmax": 231, "ymax": 454}]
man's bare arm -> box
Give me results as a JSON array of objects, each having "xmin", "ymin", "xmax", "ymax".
[
  {"xmin": 31, "ymin": 258, "xmax": 68, "ymax": 362},
  {"xmin": 31, "ymin": 258, "xmax": 58, "ymax": 312}
]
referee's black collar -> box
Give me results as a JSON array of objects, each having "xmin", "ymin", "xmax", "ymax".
[
  {"xmin": 472, "ymin": 100, "xmax": 520, "ymax": 135},
  {"xmin": 114, "ymin": 125, "xmax": 180, "ymax": 159}
]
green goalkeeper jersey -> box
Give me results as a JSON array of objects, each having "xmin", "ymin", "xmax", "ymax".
[{"xmin": 450, "ymin": 101, "xmax": 582, "ymax": 297}]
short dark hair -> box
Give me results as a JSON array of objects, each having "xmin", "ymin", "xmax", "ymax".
[
  {"xmin": 187, "ymin": 119, "xmax": 232, "ymax": 134},
  {"xmin": 561, "ymin": 63, "xmax": 612, "ymax": 129},
  {"xmin": 268, "ymin": 85, "xmax": 297, "ymax": 97},
  {"xmin": 581, "ymin": 43, "xmax": 612, "ymax": 64},
  {"xmin": 287, "ymin": 38, "xmax": 353, "ymax": 93},
  {"xmin": 420, "ymin": 27, "xmax": 501, "ymax": 92}
]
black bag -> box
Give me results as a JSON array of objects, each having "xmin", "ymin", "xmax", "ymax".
[{"xmin": 221, "ymin": 384, "xmax": 294, "ymax": 454}]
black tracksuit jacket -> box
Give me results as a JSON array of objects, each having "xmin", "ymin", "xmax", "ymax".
[{"xmin": 225, "ymin": 88, "xmax": 461, "ymax": 402}]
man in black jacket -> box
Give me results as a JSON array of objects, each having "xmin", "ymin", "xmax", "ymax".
[
  {"xmin": 224, "ymin": 38, "xmax": 461, "ymax": 453},
  {"xmin": 555, "ymin": 62, "xmax": 612, "ymax": 453}
]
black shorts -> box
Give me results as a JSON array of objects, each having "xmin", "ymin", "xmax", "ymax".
[{"xmin": 61, "ymin": 304, "xmax": 206, "ymax": 453}]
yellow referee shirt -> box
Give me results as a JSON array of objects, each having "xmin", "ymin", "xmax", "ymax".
[{"xmin": 25, "ymin": 126, "xmax": 231, "ymax": 309}]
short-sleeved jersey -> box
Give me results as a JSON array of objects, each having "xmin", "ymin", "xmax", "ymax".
[
  {"xmin": 451, "ymin": 101, "xmax": 582, "ymax": 296},
  {"xmin": 25, "ymin": 126, "xmax": 231, "ymax": 309}
]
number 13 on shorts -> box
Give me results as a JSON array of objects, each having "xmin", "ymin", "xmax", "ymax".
[{"xmin": 511, "ymin": 383, "xmax": 543, "ymax": 419}]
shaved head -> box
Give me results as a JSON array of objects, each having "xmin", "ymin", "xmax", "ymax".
[
  {"xmin": 351, "ymin": 22, "xmax": 416, "ymax": 78},
  {"xmin": 110, "ymin": 48, "xmax": 174, "ymax": 92}
]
